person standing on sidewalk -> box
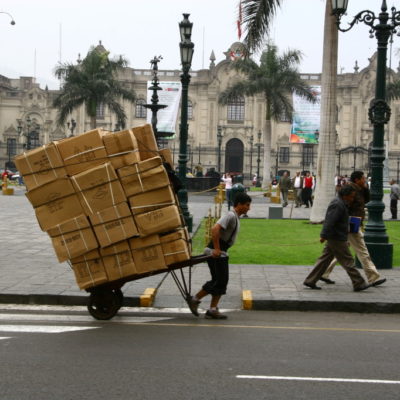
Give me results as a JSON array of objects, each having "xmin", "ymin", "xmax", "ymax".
[
  {"xmin": 302, "ymin": 171, "xmax": 314, "ymax": 208},
  {"xmin": 303, "ymin": 185, "xmax": 371, "ymax": 292},
  {"xmin": 319, "ymin": 170, "xmax": 386, "ymax": 287},
  {"xmin": 292, "ymin": 171, "xmax": 303, "ymax": 207},
  {"xmin": 222, "ymin": 173, "xmax": 233, "ymax": 210},
  {"xmin": 389, "ymin": 179, "xmax": 399, "ymax": 219},
  {"xmin": 188, "ymin": 192, "xmax": 252, "ymax": 319},
  {"xmin": 279, "ymin": 171, "xmax": 292, "ymax": 207}
]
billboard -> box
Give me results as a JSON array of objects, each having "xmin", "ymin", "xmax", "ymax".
[
  {"xmin": 146, "ymin": 81, "xmax": 182, "ymax": 136},
  {"xmin": 290, "ymin": 86, "xmax": 321, "ymax": 144}
]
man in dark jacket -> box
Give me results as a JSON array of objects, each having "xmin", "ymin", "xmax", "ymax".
[
  {"xmin": 279, "ymin": 171, "xmax": 292, "ymax": 207},
  {"xmin": 303, "ymin": 185, "xmax": 371, "ymax": 291}
]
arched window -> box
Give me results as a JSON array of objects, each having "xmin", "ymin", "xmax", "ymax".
[
  {"xmin": 227, "ymin": 96, "xmax": 245, "ymax": 122},
  {"xmin": 135, "ymin": 99, "xmax": 147, "ymax": 118},
  {"xmin": 96, "ymin": 103, "xmax": 105, "ymax": 119},
  {"xmin": 188, "ymin": 100, "xmax": 193, "ymax": 120}
]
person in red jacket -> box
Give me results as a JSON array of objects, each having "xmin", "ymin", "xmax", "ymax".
[{"xmin": 302, "ymin": 171, "xmax": 314, "ymax": 208}]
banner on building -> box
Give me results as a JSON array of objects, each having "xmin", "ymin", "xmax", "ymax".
[
  {"xmin": 290, "ymin": 86, "xmax": 321, "ymax": 144},
  {"xmin": 146, "ymin": 81, "xmax": 182, "ymax": 137}
]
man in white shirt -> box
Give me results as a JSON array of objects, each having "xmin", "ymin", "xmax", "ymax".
[{"xmin": 292, "ymin": 171, "xmax": 303, "ymax": 207}]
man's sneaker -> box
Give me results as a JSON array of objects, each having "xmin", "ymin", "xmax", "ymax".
[
  {"xmin": 205, "ymin": 309, "xmax": 227, "ymax": 320},
  {"xmin": 354, "ymin": 282, "xmax": 372, "ymax": 292},
  {"xmin": 371, "ymin": 277, "xmax": 386, "ymax": 287},
  {"xmin": 187, "ymin": 296, "xmax": 201, "ymax": 317}
]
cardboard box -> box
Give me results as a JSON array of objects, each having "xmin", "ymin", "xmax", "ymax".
[
  {"xmin": 71, "ymin": 250, "xmax": 108, "ymax": 289},
  {"xmin": 131, "ymin": 124, "xmax": 158, "ymax": 160},
  {"xmin": 47, "ymin": 215, "xmax": 98, "ymax": 262},
  {"xmin": 117, "ymin": 157, "xmax": 169, "ymax": 197},
  {"xmin": 56, "ymin": 129, "xmax": 108, "ymax": 176},
  {"xmin": 103, "ymin": 129, "xmax": 140, "ymax": 169},
  {"xmin": 128, "ymin": 185, "xmax": 176, "ymax": 215},
  {"xmin": 14, "ymin": 143, "xmax": 67, "ymax": 191},
  {"xmin": 89, "ymin": 202, "xmax": 139, "ymax": 247},
  {"xmin": 71, "ymin": 163, "xmax": 126, "ymax": 215},
  {"xmin": 129, "ymin": 234, "xmax": 166, "ymax": 274},
  {"xmin": 160, "ymin": 229, "xmax": 191, "ymax": 265},
  {"xmin": 134, "ymin": 205, "xmax": 182, "ymax": 237},
  {"xmin": 158, "ymin": 148, "xmax": 173, "ymax": 168},
  {"xmin": 100, "ymin": 241, "xmax": 137, "ymax": 281},
  {"xmin": 25, "ymin": 177, "xmax": 85, "ymax": 231}
]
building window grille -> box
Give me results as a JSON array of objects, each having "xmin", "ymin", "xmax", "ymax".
[
  {"xmin": 7, "ymin": 138, "xmax": 17, "ymax": 156},
  {"xmin": 279, "ymin": 147, "xmax": 290, "ymax": 163},
  {"xmin": 96, "ymin": 103, "xmax": 105, "ymax": 119},
  {"xmin": 188, "ymin": 100, "xmax": 193, "ymax": 120},
  {"xmin": 227, "ymin": 96, "xmax": 245, "ymax": 121},
  {"xmin": 302, "ymin": 144, "xmax": 313, "ymax": 166},
  {"xmin": 135, "ymin": 99, "xmax": 147, "ymax": 118}
]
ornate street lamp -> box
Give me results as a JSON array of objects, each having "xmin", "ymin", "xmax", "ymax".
[
  {"xmin": 275, "ymin": 147, "xmax": 279, "ymax": 177},
  {"xmin": 0, "ymin": 11, "xmax": 16, "ymax": 25},
  {"xmin": 177, "ymin": 13, "xmax": 195, "ymax": 231},
  {"xmin": 217, "ymin": 125, "xmax": 223, "ymax": 173},
  {"xmin": 256, "ymin": 130, "xmax": 262, "ymax": 187},
  {"xmin": 249, "ymin": 134, "xmax": 254, "ymax": 180},
  {"xmin": 333, "ymin": 0, "xmax": 400, "ymax": 269},
  {"xmin": 17, "ymin": 116, "xmax": 41, "ymax": 151},
  {"xmin": 67, "ymin": 118, "xmax": 77, "ymax": 136}
]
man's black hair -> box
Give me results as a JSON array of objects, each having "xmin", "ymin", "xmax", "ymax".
[
  {"xmin": 339, "ymin": 185, "xmax": 356, "ymax": 198},
  {"xmin": 350, "ymin": 170, "xmax": 364, "ymax": 183},
  {"xmin": 233, "ymin": 192, "xmax": 252, "ymax": 206}
]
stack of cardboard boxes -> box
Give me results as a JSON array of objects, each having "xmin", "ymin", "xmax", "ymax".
[{"xmin": 15, "ymin": 124, "xmax": 191, "ymax": 290}]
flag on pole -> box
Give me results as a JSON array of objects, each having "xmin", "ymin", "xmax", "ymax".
[{"xmin": 237, "ymin": 0, "xmax": 242, "ymax": 40}]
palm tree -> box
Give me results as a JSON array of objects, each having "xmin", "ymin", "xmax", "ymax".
[
  {"xmin": 53, "ymin": 46, "xmax": 136, "ymax": 129},
  {"xmin": 219, "ymin": 44, "xmax": 316, "ymax": 187},
  {"xmin": 387, "ymin": 79, "xmax": 400, "ymax": 100}
]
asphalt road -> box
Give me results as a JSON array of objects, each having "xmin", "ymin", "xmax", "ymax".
[{"xmin": 1, "ymin": 305, "xmax": 399, "ymax": 400}]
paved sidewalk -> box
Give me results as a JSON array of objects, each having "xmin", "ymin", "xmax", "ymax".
[{"xmin": 0, "ymin": 185, "xmax": 398, "ymax": 314}]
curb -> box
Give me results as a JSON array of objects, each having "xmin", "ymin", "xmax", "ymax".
[{"xmin": 140, "ymin": 288, "xmax": 157, "ymax": 307}]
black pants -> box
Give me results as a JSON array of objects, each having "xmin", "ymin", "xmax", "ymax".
[
  {"xmin": 303, "ymin": 187, "xmax": 313, "ymax": 207},
  {"xmin": 390, "ymin": 199, "xmax": 398, "ymax": 219},
  {"xmin": 202, "ymin": 256, "xmax": 229, "ymax": 296}
]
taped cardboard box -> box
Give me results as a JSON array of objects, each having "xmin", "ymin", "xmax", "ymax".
[
  {"xmin": 56, "ymin": 129, "xmax": 108, "ymax": 176},
  {"xmin": 160, "ymin": 229, "xmax": 191, "ymax": 266},
  {"xmin": 25, "ymin": 177, "xmax": 85, "ymax": 231},
  {"xmin": 103, "ymin": 129, "xmax": 140, "ymax": 169},
  {"xmin": 158, "ymin": 148, "xmax": 173, "ymax": 168},
  {"xmin": 71, "ymin": 162, "xmax": 126, "ymax": 215},
  {"xmin": 70, "ymin": 249, "xmax": 108, "ymax": 290},
  {"xmin": 129, "ymin": 185, "xmax": 175, "ymax": 215},
  {"xmin": 89, "ymin": 202, "xmax": 139, "ymax": 247},
  {"xmin": 134, "ymin": 205, "xmax": 182, "ymax": 237},
  {"xmin": 129, "ymin": 234, "xmax": 166, "ymax": 274},
  {"xmin": 100, "ymin": 241, "xmax": 137, "ymax": 281},
  {"xmin": 47, "ymin": 215, "xmax": 98, "ymax": 262},
  {"xmin": 118, "ymin": 156, "xmax": 169, "ymax": 197},
  {"xmin": 14, "ymin": 143, "xmax": 67, "ymax": 191},
  {"xmin": 131, "ymin": 124, "xmax": 158, "ymax": 160}
]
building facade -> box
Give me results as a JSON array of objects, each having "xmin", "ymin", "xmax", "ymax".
[{"xmin": 1, "ymin": 42, "xmax": 400, "ymax": 181}]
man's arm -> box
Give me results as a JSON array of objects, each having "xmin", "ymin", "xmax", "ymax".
[{"xmin": 211, "ymin": 223, "xmax": 223, "ymax": 258}]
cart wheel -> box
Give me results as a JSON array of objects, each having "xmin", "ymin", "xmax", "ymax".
[
  {"xmin": 87, "ymin": 290, "xmax": 119, "ymax": 320},
  {"xmin": 114, "ymin": 289, "xmax": 124, "ymax": 308}
]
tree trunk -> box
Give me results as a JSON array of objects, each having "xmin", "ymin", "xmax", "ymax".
[
  {"xmin": 310, "ymin": 0, "xmax": 338, "ymax": 223},
  {"xmin": 261, "ymin": 119, "xmax": 272, "ymax": 188},
  {"xmin": 90, "ymin": 116, "xmax": 97, "ymax": 129}
]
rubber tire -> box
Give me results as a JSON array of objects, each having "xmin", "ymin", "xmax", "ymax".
[
  {"xmin": 114, "ymin": 289, "xmax": 124, "ymax": 308},
  {"xmin": 87, "ymin": 290, "xmax": 119, "ymax": 320}
]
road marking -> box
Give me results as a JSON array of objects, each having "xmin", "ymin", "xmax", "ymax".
[
  {"xmin": 0, "ymin": 325, "xmax": 99, "ymax": 333},
  {"xmin": 236, "ymin": 375, "xmax": 400, "ymax": 385},
  {"xmin": 0, "ymin": 314, "xmax": 172, "ymax": 324},
  {"xmin": 0, "ymin": 337, "xmax": 11, "ymax": 340}
]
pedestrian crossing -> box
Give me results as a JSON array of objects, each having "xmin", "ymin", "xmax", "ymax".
[{"xmin": 0, "ymin": 304, "xmax": 174, "ymax": 341}]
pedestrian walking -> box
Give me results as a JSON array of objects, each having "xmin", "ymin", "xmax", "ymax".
[
  {"xmin": 188, "ymin": 192, "xmax": 252, "ymax": 319},
  {"xmin": 279, "ymin": 171, "xmax": 292, "ymax": 207},
  {"xmin": 303, "ymin": 185, "xmax": 371, "ymax": 292},
  {"xmin": 389, "ymin": 179, "xmax": 399, "ymax": 220},
  {"xmin": 302, "ymin": 171, "xmax": 314, "ymax": 208},
  {"xmin": 221, "ymin": 173, "xmax": 233, "ymax": 210},
  {"xmin": 292, "ymin": 171, "xmax": 303, "ymax": 207},
  {"xmin": 319, "ymin": 171, "xmax": 386, "ymax": 286}
]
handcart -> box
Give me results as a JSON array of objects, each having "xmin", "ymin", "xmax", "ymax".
[{"xmin": 85, "ymin": 254, "xmax": 211, "ymax": 320}]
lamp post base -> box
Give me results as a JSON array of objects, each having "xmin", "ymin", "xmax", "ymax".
[{"xmin": 364, "ymin": 242, "xmax": 393, "ymax": 269}]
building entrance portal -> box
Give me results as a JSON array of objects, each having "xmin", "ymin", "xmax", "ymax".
[{"xmin": 225, "ymin": 138, "xmax": 243, "ymax": 173}]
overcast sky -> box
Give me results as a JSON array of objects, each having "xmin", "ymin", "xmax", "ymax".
[{"xmin": 0, "ymin": 0, "xmax": 399, "ymax": 90}]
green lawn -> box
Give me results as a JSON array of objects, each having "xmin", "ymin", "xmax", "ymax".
[{"xmin": 192, "ymin": 219, "xmax": 400, "ymax": 266}]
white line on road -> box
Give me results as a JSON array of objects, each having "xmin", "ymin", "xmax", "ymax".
[
  {"xmin": 0, "ymin": 314, "xmax": 172, "ymax": 324},
  {"xmin": 236, "ymin": 375, "xmax": 400, "ymax": 385},
  {"xmin": 0, "ymin": 325, "xmax": 99, "ymax": 333},
  {"xmin": 0, "ymin": 337, "xmax": 11, "ymax": 340}
]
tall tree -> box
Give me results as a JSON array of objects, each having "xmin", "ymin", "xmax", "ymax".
[
  {"xmin": 310, "ymin": 1, "xmax": 338, "ymax": 223},
  {"xmin": 53, "ymin": 46, "xmax": 136, "ymax": 129},
  {"xmin": 219, "ymin": 44, "xmax": 316, "ymax": 187}
]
